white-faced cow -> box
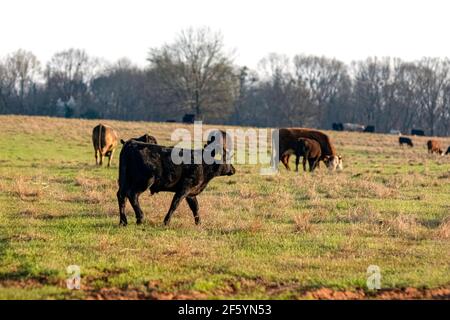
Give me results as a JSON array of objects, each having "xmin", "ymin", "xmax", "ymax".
[{"xmin": 275, "ymin": 128, "xmax": 342, "ymax": 171}]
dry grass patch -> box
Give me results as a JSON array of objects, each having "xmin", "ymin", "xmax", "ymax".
[
  {"xmin": 346, "ymin": 179, "xmax": 398, "ymax": 199},
  {"xmin": 246, "ymin": 219, "xmax": 264, "ymax": 234},
  {"xmin": 338, "ymin": 204, "xmax": 382, "ymax": 224},
  {"xmin": 12, "ymin": 177, "xmax": 43, "ymax": 201},
  {"xmin": 382, "ymin": 214, "xmax": 427, "ymax": 240},
  {"xmin": 293, "ymin": 213, "xmax": 313, "ymax": 234},
  {"xmin": 434, "ymin": 217, "xmax": 450, "ymax": 240}
]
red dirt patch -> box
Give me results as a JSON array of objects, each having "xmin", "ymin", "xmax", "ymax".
[
  {"xmin": 81, "ymin": 286, "xmax": 450, "ymax": 300},
  {"xmin": 300, "ymin": 287, "xmax": 450, "ymax": 300},
  {"xmin": 1, "ymin": 274, "xmax": 448, "ymax": 300}
]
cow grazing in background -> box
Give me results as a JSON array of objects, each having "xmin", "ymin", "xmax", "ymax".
[
  {"xmin": 364, "ymin": 125, "xmax": 375, "ymax": 133},
  {"xmin": 117, "ymin": 141, "xmax": 236, "ymax": 226},
  {"xmin": 399, "ymin": 136, "xmax": 413, "ymax": 147},
  {"xmin": 427, "ymin": 140, "xmax": 444, "ymax": 155},
  {"xmin": 343, "ymin": 123, "xmax": 365, "ymax": 132},
  {"xmin": 92, "ymin": 124, "xmax": 119, "ymax": 167},
  {"xmin": 120, "ymin": 133, "xmax": 158, "ymax": 145},
  {"xmin": 411, "ymin": 129, "xmax": 425, "ymax": 136},
  {"xmin": 390, "ymin": 129, "xmax": 402, "ymax": 135},
  {"xmin": 332, "ymin": 123, "xmax": 344, "ymax": 131},
  {"xmin": 182, "ymin": 114, "xmax": 196, "ymax": 124},
  {"xmin": 276, "ymin": 128, "xmax": 342, "ymax": 171},
  {"xmin": 445, "ymin": 146, "xmax": 450, "ymax": 155},
  {"xmin": 295, "ymin": 138, "xmax": 321, "ymax": 172}
]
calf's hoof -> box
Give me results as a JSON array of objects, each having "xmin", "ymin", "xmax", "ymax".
[
  {"xmin": 195, "ymin": 217, "xmax": 201, "ymax": 225},
  {"xmin": 136, "ymin": 219, "xmax": 143, "ymax": 225},
  {"xmin": 119, "ymin": 221, "xmax": 127, "ymax": 227}
]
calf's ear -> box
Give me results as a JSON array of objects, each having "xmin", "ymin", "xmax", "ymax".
[{"xmin": 120, "ymin": 139, "xmax": 125, "ymax": 144}]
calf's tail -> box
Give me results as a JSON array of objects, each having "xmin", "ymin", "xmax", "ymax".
[{"xmin": 98, "ymin": 123, "xmax": 103, "ymax": 153}]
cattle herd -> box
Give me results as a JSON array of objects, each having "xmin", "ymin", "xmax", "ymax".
[
  {"xmin": 91, "ymin": 123, "xmax": 447, "ymax": 226},
  {"xmin": 399, "ymin": 136, "xmax": 450, "ymax": 155}
]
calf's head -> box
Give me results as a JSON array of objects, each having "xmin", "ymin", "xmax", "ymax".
[
  {"xmin": 215, "ymin": 163, "xmax": 236, "ymax": 176},
  {"xmin": 324, "ymin": 155, "xmax": 343, "ymax": 171}
]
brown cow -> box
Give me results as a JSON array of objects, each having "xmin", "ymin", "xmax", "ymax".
[
  {"xmin": 427, "ymin": 140, "xmax": 444, "ymax": 155},
  {"xmin": 276, "ymin": 128, "xmax": 342, "ymax": 171},
  {"xmin": 295, "ymin": 138, "xmax": 321, "ymax": 172},
  {"xmin": 92, "ymin": 124, "xmax": 119, "ymax": 167}
]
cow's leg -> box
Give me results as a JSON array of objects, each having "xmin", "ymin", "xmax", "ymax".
[
  {"xmin": 99, "ymin": 152, "xmax": 104, "ymax": 166},
  {"xmin": 308, "ymin": 158, "xmax": 316, "ymax": 172},
  {"xmin": 163, "ymin": 191, "xmax": 188, "ymax": 226},
  {"xmin": 285, "ymin": 154, "xmax": 291, "ymax": 170},
  {"xmin": 117, "ymin": 189, "xmax": 127, "ymax": 226},
  {"xmin": 312, "ymin": 158, "xmax": 320, "ymax": 171},
  {"xmin": 280, "ymin": 154, "xmax": 287, "ymax": 170},
  {"xmin": 280, "ymin": 154, "xmax": 287, "ymax": 169},
  {"xmin": 107, "ymin": 150, "xmax": 114, "ymax": 167},
  {"xmin": 128, "ymin": 191, "xmax": 144, "ymax": 225},
  {"xmin": 186, "ymin": 196, "xmax": 200, "ymax": 225},
  {"xmin": 95, "ymin": 149, "xmax": 99, "ymax": 165},
  {"xmin": 303, "ymin": 156, "xmax": 307, "ymax": 172},
  {"xmin": 281, "ymin": 154, "xmax": 291, "ymax": 170},
  {"xmin": 295, "ymin": 155, "xmax": 300, "ymax": 172}
]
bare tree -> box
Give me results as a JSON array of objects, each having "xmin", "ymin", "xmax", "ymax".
[
  {"xmin": 148, "ymin": 27, "xmax": 236, "ymax": 121},
  {"xmin": 45, "ymin": 48, "xmax": 103, "ymax": 116},
  {"xmin": 0, "ymin": 60, "xmax": 10, "ymax": 112},
  {"xmin": 1, "ymin": 50, "xmax": 41, "ymax": 113},
  {"xmin": 257, "ymin": 53, "xmax": 315, "ymax": 127},
  {"xmin": 91, "ymin": 59, "xmax": 148, "ymax": 120},
  {"xmin": 414, "ymin": 58, "xmax": 450, "ymax": 136},
  {"xmin": 293, "ymin": 55, "xmax": 351, "ymax": 128}
]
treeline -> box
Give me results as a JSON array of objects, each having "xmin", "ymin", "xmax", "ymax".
[{"xmin": 1, "ymin": 27, "xmax": 449, "ymax": 136}]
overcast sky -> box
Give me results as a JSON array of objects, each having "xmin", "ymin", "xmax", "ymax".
[{"xmin": 1, "ymin": 0, "xmax": 449, "ymax": 68}]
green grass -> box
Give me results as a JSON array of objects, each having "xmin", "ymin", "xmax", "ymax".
[{"xmin": 0, "ymin": 115, "xmax": 449, "ymax": 299}]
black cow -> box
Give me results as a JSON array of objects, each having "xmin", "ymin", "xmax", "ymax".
[
  {"xmin": 399, "ymin": 136, "xmax": 413, "ymax": 147},
  {"xmin": 332, "ymin": 123, "xmax": 344, "ymax": 131},
  {"xmin": 446, "ymin": 146, "xmax": 450, "ymax": 155},
  {"xmin": 182, "ymin": 114, "xmax": 196, "ymax": 124},
  {"xmin": 364, "ymin": 125, "xmax": 375, "ymax": 133},
  {"xmin": 411, "ymin": 129, "xmax": 425, "ymax": 136},
  {"xmin": 117, "ymin": 141, "xmax": 236, "ymax": 226},
  {"xmin": 120, "ymin": 133, "xmax": 158, "ymax": 145}
]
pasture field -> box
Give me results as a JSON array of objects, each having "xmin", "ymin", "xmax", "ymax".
[{"xmin": 0, "ymin": 115, "xmax": 449, "ymax": 299}]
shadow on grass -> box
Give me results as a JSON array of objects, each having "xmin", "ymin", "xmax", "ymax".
[{"xmin": 0, "ymin": 237, "xmax": 59, "ymax": 286}]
